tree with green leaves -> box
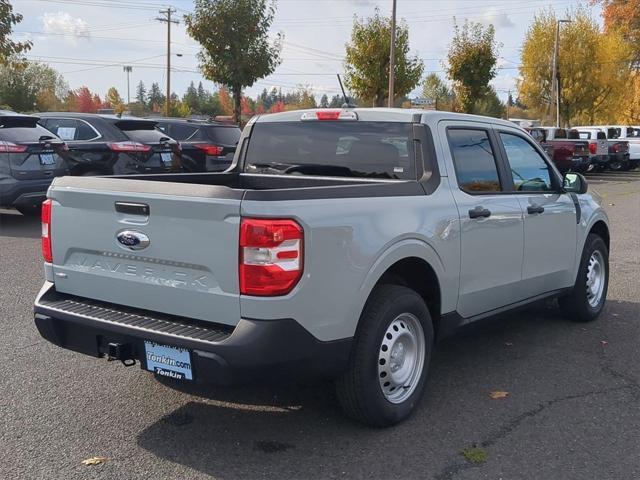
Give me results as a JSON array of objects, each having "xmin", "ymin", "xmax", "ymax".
[
  {"xmin": 474, "ymin": 86, "xmax": 505, "ymax": 118},
  {"xmin": 183, "ymin": 81, "xmax": 199, "ymax": 112},
  {"xmin": 0, "ymin": 1, "xmax": 31, "ymax": 65},
  {"xmin": 148, "ymin": 82, "xmax": 165, "ymax": 111},
  {"xmin": 329, "ymin": 94, "xmax": 344, "ymax": 108},
  {"xmin": 185, "ymin": 0, "xmax": 283, "ymax": 125},
  {"xmin": 0, "ymin": 61, "xmax": 68, "ymax": 111},
  {"xmin": 422, "ymin": 73, "xmax": 454, "ymax": 111},
  {"xmin": 345, "ymin": 8, "xmax": 423, "ymax": 107},
  {"xmin": 135, "ymin": 80, "xmax": 146, "ymax": 105},
  {"xmin": 446, "ymin": 20, "xmax": 500, "ymax": 113}
]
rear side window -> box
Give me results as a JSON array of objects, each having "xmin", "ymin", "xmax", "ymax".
[
  {"xmin": 244, "ymin": 121, "xmax": 414, "ymax": 179},
  {"xmin": 116, "ymin": 120, "xmax": 169, "ymax": 143},
  {"xmin": 41, "ymin": 118, "xmax": 98, "ymax": 141},
  {"xmin": 447, "ymin": 129, "xmax": 501, "ymax": 193},
  {"xmin": 597, "ymin": 131, "xmax": 607, "ymax": 140},
  {"xmin": 206, "ymin": 126, "xmax": 241, "ymax": 145},
  {"xmin": 0, "ymin": 123, "xmax": 60, "ymax": 143}
]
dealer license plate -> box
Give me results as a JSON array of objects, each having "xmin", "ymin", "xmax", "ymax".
[
  {"xmin": 161, "ymin": 152, "xmax": 172, "ymax": 164},
  {"xmin": 144, "ymin": 341, "xmax": 193, "ymax": 380},
  {"xmin": 39, "ymin": 153, "xmax": 56, "ymax": 165}
]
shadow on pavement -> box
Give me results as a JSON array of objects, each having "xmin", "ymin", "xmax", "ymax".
[
  {"xmin": 0, "ymin": 211, "xmax": 40, "ymax": 239},
  {"xmin": 136, "ymin": 299, "xmax": 640, "ymax": 479}
]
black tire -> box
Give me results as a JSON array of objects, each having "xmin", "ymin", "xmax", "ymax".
[
  {"xmin": 609, "ymin": 160, "xmax": 623, "ymax": 171},
  {"xmin": 559, "ymin": 234, "xmax": 609, "ymax": 322},
  {"xmin": 335, "ymin": 284, "xmax": 434, "ymax": 427}
]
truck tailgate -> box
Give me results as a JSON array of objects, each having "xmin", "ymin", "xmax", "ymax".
[{"xmin": 47, "ymin": 176, "xmax": 243, "ymax": 326}]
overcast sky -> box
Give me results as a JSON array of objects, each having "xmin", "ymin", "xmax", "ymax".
[{"xmin": 14, "ymin": 0, "xmax": 600, "ymax": 103}]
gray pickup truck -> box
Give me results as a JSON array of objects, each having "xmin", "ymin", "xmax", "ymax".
[{"xmin": 34, "ymin": 108, "xmax": 610, "ymax": 426}]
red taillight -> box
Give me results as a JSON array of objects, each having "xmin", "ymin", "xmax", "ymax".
[
  {"xmin": 107, "ymin": 141, "xmax": 152, "ymax": 152},
  {"xmin": 239, "ymin": 218, "xmax": 303, "ymax": 296},
  {"xmin": 41, "ymin": 199, "xmax": 52, "ymax": 263},
  {"xmin": 0, "ymin": 141, "xmax": 27, "ymax": 153},
  {"xmin": 589, "ymin": 143, "xmax": 597, "ymax": 154},
  {"xmin": 194, "ymin": 143, "xmax": 224, "ymax": 156},
  {"xmin": 613, "ymin": 144, "xmax": 621, "ymax": 153}
]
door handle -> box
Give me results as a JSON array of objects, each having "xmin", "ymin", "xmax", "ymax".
[
  {"xmin": 468, "ymin": 206, "xmax": 492, "ymax": 219},
  {"xmin": 527, "ymin": 205, "xmax": 545, "ymax": 215}
]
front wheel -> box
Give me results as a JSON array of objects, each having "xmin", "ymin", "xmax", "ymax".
[
  {"xmin": 559, "ymin": 234, "xmax": 609, "ymax": 322},
  {"xmin": 335, "ymin": 285, "xmax": 434, "ymax": 427}
]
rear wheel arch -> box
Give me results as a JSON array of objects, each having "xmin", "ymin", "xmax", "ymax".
[{"xmin": 367, "ymin": 257, "xmax": 442, "ymax": 338}]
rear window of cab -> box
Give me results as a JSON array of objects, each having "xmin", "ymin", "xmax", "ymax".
[{"xmin": 244, "ymin": 121, "xmax": 414, "ymax": 180}]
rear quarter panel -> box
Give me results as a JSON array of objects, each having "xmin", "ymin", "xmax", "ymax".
[{"xmin": 239, "ymin": 182, "xmax": 461, "ymax": 342}]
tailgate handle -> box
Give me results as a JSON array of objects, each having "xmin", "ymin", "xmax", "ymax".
[{"xmin": 115, "ymin": 202, "xmax": 149, "ymax": 216}]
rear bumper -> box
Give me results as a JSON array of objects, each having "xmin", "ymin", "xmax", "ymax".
[
  {"xmin": 33, "ymin": 282, "xmax": 351, "ymax": 385},
  {"xmin": 570, "ymin": 156, "xmax": 591, "ymax": 172},
  {"xmin": 0, "ymin": 177, "xmax": 53, "ymax": 209}
]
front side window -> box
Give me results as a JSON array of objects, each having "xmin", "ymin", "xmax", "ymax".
[
  {"xmin": 447, "ymin": 129, "xmax": 501, "ymax": 193},
  {"xmin": 500, "ymin": 133, "xmax": 553, "ymax": 192}
]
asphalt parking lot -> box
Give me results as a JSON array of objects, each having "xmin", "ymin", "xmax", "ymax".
[{"xmin": 1, "ymin": 171, "xmax": 639, "ymax": 480}]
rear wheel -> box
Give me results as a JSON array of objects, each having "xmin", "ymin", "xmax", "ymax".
[
  {"xmin": 335, "ymin": 285, "xmax": 434, "ymax": 427},
  {"xmin": 559, "ymin": 234, "xmax": 608, "ymax": 322}
]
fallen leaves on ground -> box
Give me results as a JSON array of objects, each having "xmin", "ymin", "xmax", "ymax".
[
  {"xmin": 461, "ymin": 446, "xmax": 487, "ymax": 464},
  {"xmin": 81, "ymin": 457, "xmax": 108, "ymax": 466},
  {"xmin": 489, "ymin": 390, "xmax": 509, "ymax": 399}
]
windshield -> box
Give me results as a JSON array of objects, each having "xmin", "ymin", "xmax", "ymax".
[{"xmin": 244, "ymin": 121, "xmax": 414, "ymax": 179}]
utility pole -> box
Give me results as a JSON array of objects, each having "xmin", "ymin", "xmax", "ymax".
[
  {"xmin": 156, "ymin": 7, "xmax": 179, "ymax": 116},
  {"xmin": 551, "ymin": 19, "xmax": 571, "ymax": 127},
  {"xmin": 388, "ymin": 0, "xmax": 397, "ymax": 108},
  {"xmin": 123, "ymin": 66, "xmax": 132, "ymax": 104},
  {"xmin": 506, "ymin": 89, "xmax": 510, "ymax": 120}
]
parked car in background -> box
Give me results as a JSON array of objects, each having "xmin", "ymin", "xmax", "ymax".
[
  {"xmin": 154, "ymin": 118, "xmax": 240, "ymax": 172},
  {"xmin": 38, "ymin": 113, "xmax": 182, "ymax": 176},
  {"xmin": 0, "ymin": 111, "xmax": 69, "ymax": 215},
  {"xmin": 528, "ymin": 127, "xmax": 591, "ymax": 173},
  {"xmin": 587, "ymin": 125, "xmax": 640, "ymax": 169},
  {"xmin": 576, "ymin": 128, "xmax": 609, "ymax": 172},
  {"xmin": 606, "ymin": 139, "xmax": 631, "ymax": 171}
]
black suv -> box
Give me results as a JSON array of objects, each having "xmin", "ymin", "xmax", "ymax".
[
  {"xmin": 154, "ymin": 118, "xmax": 240, "ymax": 172},
  {"xmin": 0, "ymin": 111, "xmax": 69, "ymax": 214},
  {"xmin": 38, "ymin": 113, "xmax": 181, "ymax": 175}
]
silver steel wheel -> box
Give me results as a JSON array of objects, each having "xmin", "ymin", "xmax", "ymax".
[
  {"xmin": 377, "ymin": 313, "xmax": 425, "ymax": 404},
  {"xmin": 586, "ymin": 250, "xmax": 606, "ymax": 308}
]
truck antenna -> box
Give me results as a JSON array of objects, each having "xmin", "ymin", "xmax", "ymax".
[{"xmin": 337, "ymin": 74, "xmax": 350, "ymax": 108}]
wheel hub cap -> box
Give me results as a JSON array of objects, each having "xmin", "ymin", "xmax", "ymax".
[
  {"xmin": 377, "ymin": 313, "xmax": 425, "ymax": 404},
  {"xmin": 586, "ymin": 250, "xmax": 605, "ymax": 308}
]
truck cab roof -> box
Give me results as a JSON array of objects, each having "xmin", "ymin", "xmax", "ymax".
[{"xmin": 251, "ymin": 107, "xmax": 521, "ymax": 130}]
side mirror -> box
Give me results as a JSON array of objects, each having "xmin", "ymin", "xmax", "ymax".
[{"xmin": 563, "ymin": 172, "xmax": 588, "ymax": 194}]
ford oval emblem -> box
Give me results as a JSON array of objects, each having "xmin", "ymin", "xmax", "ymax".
[{"xmin": 116, "ymin": 230, "xmax": 150, "ymax": 251}]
